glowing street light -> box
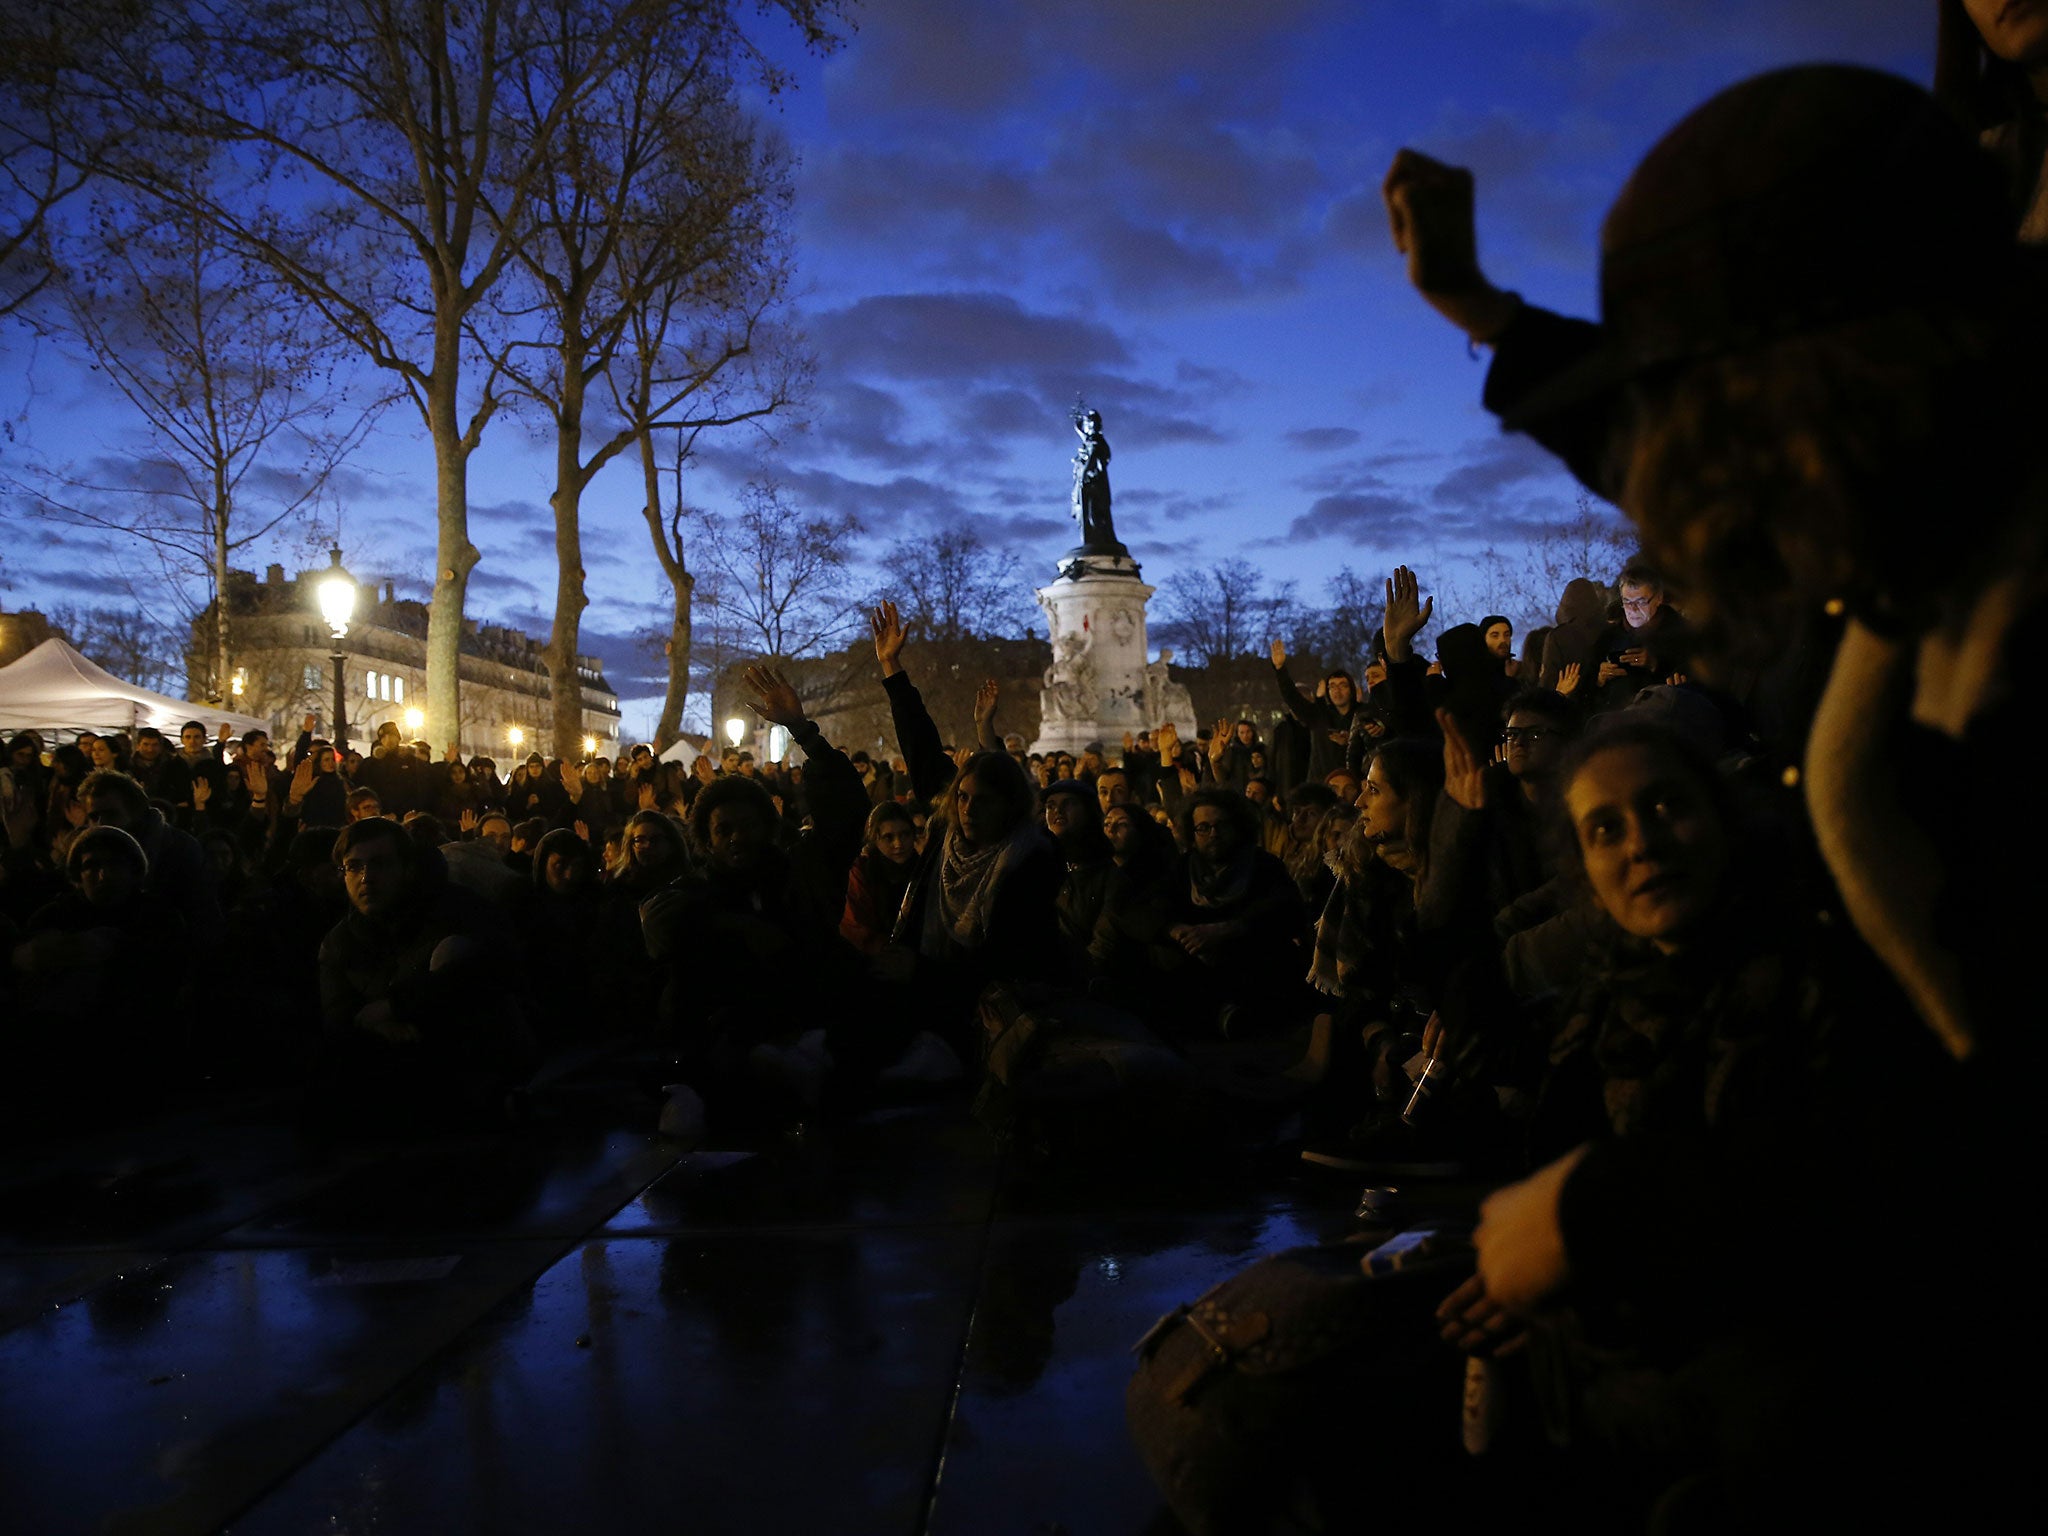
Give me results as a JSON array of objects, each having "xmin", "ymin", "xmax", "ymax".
[
  {"xmin": 230, "ymin": 670, "xmax": 246, "ymax": 702},
  {"xmin": 316, "ymin": 548, "xmax": 358, "ymax": 752},
  {"xmin": 403, "ymin": 706, "xmax": 425, "ymax": 734},
  {"xmin": 582, "ymin": 734, "xmax": 598, "ymax": 757},
  {"xmin": 508, "ymin": 726, "xmax": 525, "ymax": 753},
  {"xmin": 724, "ymin": 716, "xmax": 746, "ymax": 749}
]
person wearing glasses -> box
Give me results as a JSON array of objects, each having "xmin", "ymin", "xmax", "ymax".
[{"xmin": 1592, "ymin": 559, "xmax": 1692, "ymax": 714}]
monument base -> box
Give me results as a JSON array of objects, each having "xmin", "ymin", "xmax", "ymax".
[{"xmin": 1030, "ymin": 547, "xmax": 1196, "ymax": 756}]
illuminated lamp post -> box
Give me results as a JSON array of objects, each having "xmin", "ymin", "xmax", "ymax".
[
  {"xmin": 316, "ymin": 549, "xmax": 358, "ymax": 753},
  {"xmin": 724, "ymin": 716, "xmax": 745, "ymax": 759},
  {"xmin": 403, "ymin": 706, "xmax": 425, "ymax": 735}
]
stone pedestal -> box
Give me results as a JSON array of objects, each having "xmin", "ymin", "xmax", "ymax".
[{"xmin": 1030, "ymin": 548, "xmax": 1196, "ymax": 756}]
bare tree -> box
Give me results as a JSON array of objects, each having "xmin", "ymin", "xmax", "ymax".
[
  {"xmin": 0, "ymin": 1, "xmax": 125, "ymax": 319},
  {"xmin": 494, "ymin": 16, "xmax": 821, "ymax": 758},
  {"xmin": 45, "ymin": 601, "xmax": 184, "ymax": 693},
  {"xmin": 86, "ymin": 0, "xmax": 842, "ymax": 747},
  {"xmin": 1153, "ymin": 559, "xmax": 1300, "ymax": 667},
  {"xmin": 882, "ymin": 526, "xmax": 1039, "ymax": 643},
  {"xmin": 697, "ymin": 479, "xmax": 861, "ymax": 680},
  {"xmin": 15, "ymin": 197, "xmax": 375, "ymax": 700},
  {"xmin": 1292, "ymin": 565, "xmax": 1385, "ymax": 678},
  {"xmin": 1457, "ymin": 491, "xmax": 1636, "ymax": 632}
]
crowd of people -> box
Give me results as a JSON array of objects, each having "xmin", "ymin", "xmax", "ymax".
[{"xmin": 2, "ymin": 19, "xmax": 2040, "ymax": 1530}]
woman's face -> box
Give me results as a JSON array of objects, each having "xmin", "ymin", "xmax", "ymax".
[
  {"xmin": 954, "ymin": 772, "xmax": 1011, "ymax": 847},
  {"xmin": 875, "ymin": 820, "xmax": 918, "ymax": 865},
  {"xmin": 1103, "ymin": 806, "xmax": 1138, "ymax": 860},
  {"xmin": 1235, "ymin": 721, "xmax": 1255, "ymax": 746},
  {"xmin": 627, "ymin": 823, "xmax": 673, "ymax": 870},
  {"xmin": 1042, "ymin": 790, "xmax": 1087, "ymax": 841},
  {"xmin": 314, "ymin": 747, "xmax": 337, "ymax": 774},
  {"xmin": 1566, "ymin": 742, "xmax": 1728, "ymax": 950},
  {"xmin": 87, "ymin": 738, "xmax": 115, "ymax": 769},
  {"xmin": 450, "ymin": 762, "xmax": 467, "ymax": 783},
  {"xmin": 1359, "ymin": 758, "xmax": 1409, "ymax": 847}
]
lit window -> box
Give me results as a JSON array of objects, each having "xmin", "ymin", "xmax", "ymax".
[
  {"xmin": 394, "ymin": 677, "xmax": 404, "ymax": 703},
  {"xmin": 366, "ymin": 669, "xmax": 379, "ymax": 697},
  {"xmin": 303, "ymin": 664, "xmax": 322, "ymax": 691},
  {"xmin": 380, "ymin": 673, "xmax": 391, "ymax": 701}
]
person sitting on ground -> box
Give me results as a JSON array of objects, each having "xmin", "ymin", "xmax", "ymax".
[
  {"xmin": 841, "ymin": 801, "xmax": 922, "ymax": 957},
  {"xmin": 314, "ymin": 816, "xmax": 529, "ymax": 1131},
  {"xmin": 641, "ymin": 665, "xmax": 874, "ymax": 1109},
  {"xmin": 9, "ymin": 826, "xmax": 191, "ymax": 1094},
  {"xmin": 78, "ymin": 767, "xmax": 222, "ymax": 949},
  {"xmin": 1042, "ymin": 778, "xmax": 1116, "ymax": 968},
  {"xmin": 127, "ymin": 727, "xmax": 193, "ymax": 810},
  {"xmin": 1590, "ymin": 559, "xmax": 1692, "ymax": 713},
  {"xmin": 1423, "ymin": 692, "xmax": 1578, "ymax": 939},
  {"xmin": 871, "ymin": 598, "xmax": 1062, "ymax": 1045},
  {"xmin": 1280, "ymin": 783, "xmax": 1344, "ymax": 910},
  {"xmin": 1149, "ymin": 786, "xmax": 1308, "ymax": 1039},
  {"xmin": 522, "ymin": 826, "xmax": 607, "ymax": 1042},
  {"xmin": 440, "ymin": 808, "xmax": 527, "ymax": 912},
  {"xmin": 346, "ymin": 785, "xmax": 384, "ymax": 823}
]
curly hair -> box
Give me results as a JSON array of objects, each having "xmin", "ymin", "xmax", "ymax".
[{"xmin": 1172, "ymin": 784, "xmax": 1262, "ymax": 850}]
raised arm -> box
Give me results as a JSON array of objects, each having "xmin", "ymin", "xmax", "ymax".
[
  {"xmin": 1269, "ymin": 637, "xmax": 1321, "ymax": 727},
  {"xmin": 872, "ymin": 600, "xmax": 953, "ymax": 804},
  {"xmin": 972, "ymin": 677, "xmax": 1002, "ymax": 753}
]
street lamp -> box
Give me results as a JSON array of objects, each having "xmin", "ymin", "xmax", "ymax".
[
  {"xmin": 316, "ymin": 549, "xmax": 357, "ymax": 753},
  {"xmin": 508, "ymin": 726, "xmax": 525, "ymax": 755},
  {"xmin": 724, "ymin": 716, "xmax": 746, "ymax": 752},
  {"xmin": 403, "ymin": 706, "xmax": 425, "ymax": 735},
  {"xmin": 582, "ymin": 734, "xmax": 598, "ymax": 758}
]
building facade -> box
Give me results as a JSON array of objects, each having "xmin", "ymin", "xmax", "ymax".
[{"xmin": 196, "ymin": 565, "xmax": 621, "ymax": 760}]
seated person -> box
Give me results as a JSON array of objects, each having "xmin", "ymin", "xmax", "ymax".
[
  {"xmin": 840, "ymin": 801, "xmax": 921, "ymax": 956},
  {"xmin": 314, "ymin": 817, "xmax": 529, "ymax": 1129}
]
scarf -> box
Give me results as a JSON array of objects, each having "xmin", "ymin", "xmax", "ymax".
[
  {"xmin": 921, "ymin": 819, "xmax": 1041, "ymax": 956},
  {"xmin": 1187, "ymin": 844, "xmax": 1255, "ymax": 910}
]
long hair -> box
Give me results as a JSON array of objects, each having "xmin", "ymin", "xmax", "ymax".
[{"xmin": 936, "ymin": 750, "xmax": 1037, "ymax": 845}]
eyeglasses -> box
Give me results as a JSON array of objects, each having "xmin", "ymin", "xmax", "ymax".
[
  {"xmin": 1500, "ymin": 727, "xmax": 1554, "ymax": 745},
  {"xmin": 340, "ymin": 858, "xmax": 399, "ymax": 877}
]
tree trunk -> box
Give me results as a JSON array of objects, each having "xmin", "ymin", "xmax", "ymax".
[
  {"xmin": 213, "ymin": 483, "xmax": 231, "ymax": 703},
  {"xmin": 639, "ymin": 427, "xmax": 693, "ymax": 752},
  {"xmin": 426, "ymin": 367, "xmax": 479, "ymax": 754},
  {"xmin": 545, "ymin": 359, "xmax": 591, "ymax": 760}
]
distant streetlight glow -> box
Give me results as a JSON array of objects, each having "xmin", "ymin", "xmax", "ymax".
[
  {"xmin": 403, "ymin": 706, "xmax": 425, "ymax": 733},
  {"xmin": 724, "ymin": 716, "xmax": 745, "ymax": 748},
  {"xmin": 582, "ymin": 735, "xmax": 598, "ymax": 757},
  {"xmin": 508, "ymin": 726, "xmax": 525, "ymax": 751}
]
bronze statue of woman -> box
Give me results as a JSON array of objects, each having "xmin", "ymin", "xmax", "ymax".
[{"xmin": 1071, "ymin": 409, "xmax": 1120, "ymax": 551}]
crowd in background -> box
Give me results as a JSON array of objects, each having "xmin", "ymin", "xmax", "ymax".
[{"xmin": 4, "ymin": 12, "xmax": 2044, "ymax": 1529}]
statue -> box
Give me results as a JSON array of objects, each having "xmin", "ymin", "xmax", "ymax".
[
  {"xmin": 1144, "ymin": 648, "xmax": 1196, "ymax": 732},
  {"xmin": 1070, "ymin": 406, "xmax": 1123, "ymax": 553}
]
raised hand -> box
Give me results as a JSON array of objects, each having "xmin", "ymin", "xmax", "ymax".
[
  {"xmin": 639, "ymin": 782, "xmax": 659, "ymax": 811},
  {"xmin": 1437, "ymin": 708, "xmax": 1487, "ymax": 811},
  {"xmin": 973, "ymin": 677, "xmax": 999, "ymax": 725},
  {"xmin": 1555, "ymin": 661, "xmax": 1581, "ymax": 698},
  {"xmin": 302, "ymin": 712, "xmax": 318, "ymax": 734},
  {"xmin": 1382, "ymin": 565, "xmax": 1434, "ymax": 662},
  {"xmin": 1208, "ymin": 718, "xmax": 1229, "ymax": 761},
  {"xmin": 691, "ymin": 755, "xmax": 714, "ymax": 785},
  {"xmin": 744, "ymin": 663, "xmax": 808, "ymax": 728},
  {"xmin": 573, "ymin": 818, "xmax": 590, "ymax": 843},
  {"xmin": 459, "ymin": 806, "xmax": 479, "ymax": 833},
  {"xmin": 1270, "ymin": 637, "xmax": 1287, "ymax": 669},
  {"xmin": 192, "ymin": 776, "xmax": 212, "ymax": 809},
  {"xmin": 869, "ymin": 600, "xmax": 908, "ymax": 678},
  {"xmin": 216, "ymin": 722, "xmax": 232, "ymax": 744},
  {"xmin": 1156, "ymin": 721, "xmax": 1180, "ymax": 762},
  {"xmin": 1381, "ymin": 148, "xmax": 1520, "ymax": 344},
  {"xmin": 288, "ymin": 757, "xmax": 315, "ymax": 805},
  {"xmin": 445, "ymin": 742, "xmax": 460, "ymax": 764},
  {"xmin": 559, "ymin": 760, "xmax": 583, "ymax": 801}
]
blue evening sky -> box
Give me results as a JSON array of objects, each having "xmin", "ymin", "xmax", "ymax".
[{"xmin": 0, "ymin": 0, "xmax": 1933, "ymax": 738}]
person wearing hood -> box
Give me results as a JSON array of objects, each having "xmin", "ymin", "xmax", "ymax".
[
  {"xmin": 10, "ymin": 825, "xmax": 192, "ymax": 1090},
  {"xmin": 77, "ymin": 768, "xmax": 222, "ymax": 949},
  {"xmin": 1538, "ymin": 576, "xmax": 1611, "ymax": 700},
  {"xmin": 1428, "ymin": 621, "xmax": 1518, "ymax": 756}
]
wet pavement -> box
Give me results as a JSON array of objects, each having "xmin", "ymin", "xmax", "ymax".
[{"xmin": 0, "ymin": 1059, "xmax": 1427, "ymax": 1535}]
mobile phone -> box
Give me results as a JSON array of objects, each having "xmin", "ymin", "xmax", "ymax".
[{"xmin": 1360, "ymin": 1226, "xmax": 1440, "ymax": 1277}]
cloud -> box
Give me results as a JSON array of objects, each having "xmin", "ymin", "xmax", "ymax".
[
  {"xmin": 813, "ymin": 292, "xmax": 1132, "ymax": 383},
  {"xmin": 1271, "ymin": 490, "xmax": 1433, "ymax": 546},
  {"xmin": 1286, "ymin": 426, "xmax": 1362, "ymax": 452}
]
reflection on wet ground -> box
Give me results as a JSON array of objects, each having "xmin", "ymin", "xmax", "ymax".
[{"xmin": 0, "ymin": 1055, "xmax": 1430, "ymax": 1534}]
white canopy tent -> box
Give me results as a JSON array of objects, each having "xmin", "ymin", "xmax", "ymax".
[
  {"xmin": 656, "ymin": 734, "xmax": 707, "ymax": 769},
  {"xmin": 0, "ymin": 638, "xmax": 270, "ymax": 740}
]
